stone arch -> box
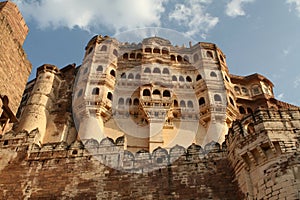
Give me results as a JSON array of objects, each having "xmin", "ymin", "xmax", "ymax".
[
  {"xmin": 199, "ymin": 97, "xmax": 205, "ymax": 106},
  {"xmin": 214, "ymin": 94, "xmax": 222, "ymax": 102},
  {"xmin": 143, "ymin": 89, "xmax": 151, "ymax": 96},
  {"xmin": 113, "ymin": 49, "xmax": 118, "ymax": 56},
  {"xmin": 196, "ymin": 74, "xmax": 202, "ymax": 81},
  {"xmin": 186, "ymin": 76, "xmax": 192, "ymax": 82},
  {"xmin": 172, "ymin": 75, "xmax": 177, "ymax": 81},
  {"xmin": 107, "ymin": 92, "xmax": 113, "ymax": 101},
  {"xmin": 162, "ymin": 68, "xmax": 170, "ymax": 74},
  {"xmin": 144, "ymin": 67, "xmax": 151, "ymax": 73},
  {"xmin": 210, "ymin": 71, "xmax": 217, "ymax": 77},
  {"xmin": 130, "ymin": 53, "xmax": 135, "ymax": 59},
  {"xmin": 123, "ymin": 53, "xmax": 128, "ymax": 59},
  {"xmin": 92, "ymin": 87, "xmax": 100, "ymax": 95},
  {"xmin": 100, "ymin": 45, "xmax": 107, "ymax": 51},
  {"xmin": 97, "ymin": 65, "xmax": 103, "ymax": 72},
  {"xmin": 153, "ymin": 67, "xmax": 161, "ymax": 74}
]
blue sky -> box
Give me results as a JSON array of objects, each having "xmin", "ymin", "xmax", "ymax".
[{"xmin": 9, "ymin": 0, "xmax": 300, "ymax": 106}]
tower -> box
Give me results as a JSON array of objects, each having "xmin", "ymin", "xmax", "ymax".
[{"xmin": 0, "ymin": 1, "xmax": 31, "ymax": 133}]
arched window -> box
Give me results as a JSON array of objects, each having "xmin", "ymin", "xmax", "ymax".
[
  {"xmin": 184, "ymin": 55, "xmax": 189, "ymax": 62},
  {"xmin": 229, "ymin": 97, "xmax": 235, "ymax": 106},
  {"xmin": 252, "ymin": 85, "xmax": 261, "ymax": 95},
  {"xmin": 174, "ymin": 100, "xmax": 178, "ymax": 107},
  {"xmin": 77, "ymin": 89, "xmax": 83, "ymax": 98},
  {"xmin": 170, "ymin": 55, "xmax": 176, "ymax": 61},
  {"xmin": 187, "ymin": 100, "xmax": 193, "ymax": 108},
  {"xmin": 225, "ymin": 76, "xmax": 230, "ymax": 82},
  {"xmin": 177, "ymin": 55, "xmax": 182, "ymax": 62},
  {"xmin": 137, "ymin": 53, "xmax": 142, "ymax": 59},
  {"xmin": 107, "ymin": 92, "xmax": 113, "ymax": 101},
  {"xmin": 193, "ymin": 54, "xmax": 199, "ymax": 62},
  {"xmin": 130, "ymin": 53, "xmax": 135, "ymax": 59},
  {"xmin": 247, "ymin": 107, "xmax": 253, "ymax": 114},
  {"xmin": 126, "ymin": 98, "xmax": 132, "ymax": 105},
  {"xmin": 100, "ymin": 45, "xmax": 107, "ymax": 51},
  {"xmin": 199, "ymin": 97, "xmax": 205, "ymax": 106},
  {"xmin": 143, "ymin": 89, "xmax": 151, "ymax": 96},
  {"xmin": 118, "ymin": 98, "xmax": 124, "ymax": 105},
  {"xmin": 145, "ymin": 47, "xmax": 152, "ymax": 53},
  {"xmin": 110, "ymin": 69, "xmax": 116, "ymax": 77},
  {"xmin": 113, "ymin": 49, "xmax": 118, "ymax": 56},
  {"xmin": 220, "ymin": 55, "xmax": 225, "ymax": 62},
  {"xmin": 196, "ymin": 74, "xmax": 202, "ymax": 81},
  {"xmin": 242, "ymin": 87, "xmax": 249, "ymax": 95},
  {"xmin": 214, "ymin": 94, "xmax": 222, "ymax": 102},
  {"xmin": 180, "ymin": 100, "xmax": 186, "ymax": 107},
  {"xmin": 123, "ymin": 53, "xmax": 128, "ymax": 59},
  {"xmin": 153, "ymin": 48, "xmax": 160, "ymax": 54},
  {"xmin": 121, "ymin": 73, "xmax": 126, "ymax": 79},
  {"xmin": 206, "ymin": 51, "xmax": 213, "ymax": 58},
  {"xmin": 234, "ymin": 86, "xmax": 240, "ymax": 94},
  {"xmin": 153, "ymin": 89, "xmax": 161, "ymax": 95},
  {"xmin": 97, "ymin": 65, "xmax": 103, "ymax": 72},
  {"xmin": 92, "ymin": 87, "xmax": 100, "ymax": 95},
  {"xmin": 239, "ymin": 106, "xmax": 246, "ymax": 114},
  {"xmin": 172, "ymin": 75, "xmax": 177, "ymax": 81},
  {"xmin": 210, "ymin": 71, "xmax": 217, "ymax": 77},
  {"xmin": 128, "ymin": 73, "xmax": 134, "ymax": 79},
  {"xmin": 163, "ymin": 90, "xmax": 171, "ymax": 97},
  {"xmin": 162, "ymin": 48, "xmax": 169, "ymax": 55},
  {"xmin": 135, "ymin": 74, "xmax": 141, "ymax": 79},
  {"xmin": 144, "ymin": 68, "xmax": 151, "ymax": 73},
  {"xmin": 179, "ymin": 76, "xmax": 184, "ymax": 82},
  {"xmin": 153, "ymin": 68, "xmax": 161, "ymax": 74},
  {"xmin": 83, "ymin": 67, "xmax": 88, "ymax": 74},
  {"xmin": 133, "ymin": 98, "xmax": 139, "ymax": 105},
  {"xmin": 162, "ymin": 68, "xmax": 169, "ymax": 74},
  {"xmin": 186, "ymin": 76, "xmax": 192, "ymax": 82}
]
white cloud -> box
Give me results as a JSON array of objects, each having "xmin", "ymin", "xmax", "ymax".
[
  {"xmin": 225, "ymin": 0, "xmax": 256, "ymax": 17},
  {"xmin": 294, "ymin": 76, "xmax": 300, "ymax": 88},
  {"xmin": 168, "ymin": 0, "xmax": 219, "ymax": 37},
  {"xmin": 287, "ymin": 0, "xmax": 300, "ymax": 16},
  {"xmin": 277, "ymin": 93, "xmax": 284, "ymax": 100},
  {"xmin": 13, "ymin": 0, "xmax": 167, "ymax": 33}
]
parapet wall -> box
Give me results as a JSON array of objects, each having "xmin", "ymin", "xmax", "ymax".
[{"xmin": 0, "ymin": 129, "xmax": 243, "ymax": 200}]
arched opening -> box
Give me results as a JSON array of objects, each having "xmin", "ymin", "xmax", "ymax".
[
  {"xmin": 234, "ymin": 86, "xmax": 240, "ymax": 94},
  {"xmin": 247, "ymin": 107, "xmax": 253, "ymax": 114},
  {"xmin": 144, "ymin": 68, "xmax": 151, "ymax": 73},
  {"xmin": 77, "ymin": 89, "xmax": 83, "ymax": 98},
  {"xmin": 133, "ymin": 98, "xmax": 139, "ymax": 105},
  {"xmin": 128, "ymin": 73, "xmax": 134, "ymax": 79},
  {"xmin": 162, "ymin": 68, "xmax": 169, "ymax": 74},
  {"xmin": 97, "ymin": 65, "xmax": 103, "ymax": 72},
  {"xmin": 170, "ymin": 55, "xmax": 176, "ymax": 61},
  {"xmin": 214, "ymin": 94, "xmax": 222, "ymax": 102},
  {"xmin": 126, "ymin": 98, "xmax": 132, "ymax": 105},
  {"xmin": 179, "ymin": 76, "xmax": 184, "ymax": 82},
  {"xmin": 229, "ymin": 97, "xmax": 235, "ymax": 106},
  {"xmin": 143, "ymin": 89, "xmax": 151, "ymax": 96},
  {"xmin": 153, "ymin": 89, "xmax": 161, "ymax": 96},
  {"xmin": 137, "ymin": 53, "xmax": 142, "ymax": 59},
  {"xmin": 206, "ymin": 51, "xmax": 213, "ymax": 58},
  {"xmin": 199, "ymin": 97, "xmax": 205, "ymax": 106},
  {"xmin": 186, "ymin": 76, "xmax": 192, "ymax": 82},
  {"xmin": 113, "ymin": 49, "xmax": 118, "ymax": 56},
  {"xmin": 242, "ymin": 87, "xmax": 249, "ymax": 95},
  {"xmin": 163, "ymin": 90, "xmax": 171, "ymax": 97},
  {"xmin": 187, "ymin": 100, "xmax": 193, "ymax": 108},
  {"xmin": 100, "ymin": 45, "xmax": 107, "ymax": 51},
  {"xmin": 193, "ymin": 54, "xmax": 199, "ymax": 62},
  {"xmin": 118, "ymin": 98, "xmax": 124, "ymax": 105},
  {"xmin": 153, "ymin": 68, "xmax": 161, "ymax": 74},
  {"xmin": 180, "ymin": 100, "xmax": 186, "ymax": 107},
  {"xmin": 210, "ymin": 71, "xmax": 217, "ymax": 77},
  {"xmin": 92, "ymin": 87, "xmax": 100, "ymax": 95},
  {"xmin": 162, "ymin": 48, "xmax": 169, "ymax": 55},
  {"xmin": 121, "ymin": 73, "xmax": 126, "ymax": 79},
  {"xmin": 196, "ymin": 74, "xmax": 202, "ymax": 81},
  {"xmin": 135, "ymin": 74, "xmax": 141, "ymax": 79},
  {"xmin": 174, "ymin": 100, "xmax": 178, "ymax": 107},
  {"xmin": 107, "ymin": 92, "xmax": 113, "ymax": 101},
  {"xmin": 123, "ymin": 53, "xmax": 128, "ymax": 59},
  {"xmin": 247, "ymin": 123, "xmax": 255, "ymax": 134},
  {"xmin": 153, "ymin": 48, "xmax": 160, "ymax": 54},
  {"xmin": 239, "ymin": 106, "xmax": 246, "ymax": 114},
  {"xmin": 172, "ymin": 75, "xmax": 177, "ymax": 81},
  {"xmin": 130, "ymin": 53, "xmax": 135, "ymax": 59},
  {"xmin": 110, "ymin": 69, "xmax": 116, "ymax": 77},
  {"xmin": 145, "ymin": 47, "xmax": 152, "ymax": 53},
  {"xmin": 83, "ymin": 67, "xmax": 88, "ymax": 74},
  {"xmin": 177, "ymin": 55, "xmax": 182, "ymax": 62}
]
